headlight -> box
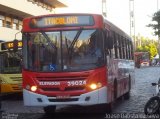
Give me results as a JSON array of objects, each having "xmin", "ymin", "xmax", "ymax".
[
  {"xmin": 90, "ymin": 84, "xmax": 97, "ymax": 90},
  {"xmin": 89, "ymin": 82, "xmax": 102, "ymax": 90},
  {"xmin": 31, "ymin": 86, "xmax": 37, "ymax": 92}
]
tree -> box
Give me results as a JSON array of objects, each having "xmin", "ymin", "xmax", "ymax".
[
  {"xmin": 148, "ymin": 10, "xmax": 160, "ymax": 56},
  {"xmin": 149, "ymin": 43, "xmax": 158, "ymax": 60},
  {"xmin": 148, "ymin": 10, "xmax": 160, "ymax": 37}
]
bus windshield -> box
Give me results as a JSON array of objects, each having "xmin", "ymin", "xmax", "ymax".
[
  {"xmin": 23, "ymin": 29, "xmax": 104, "ymax": 72},
  {"xmin": 0, "ymin": 50, "xmax": 22, "ymax": 74}
]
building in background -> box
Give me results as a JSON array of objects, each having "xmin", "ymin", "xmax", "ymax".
[{"xmin": 0, "ymin": 0, "xmax": 66, "ymax": 41}]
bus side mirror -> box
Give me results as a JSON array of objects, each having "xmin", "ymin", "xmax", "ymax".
[{"xmin": 13, "ymin": 39, "xmax": 18, "ymax": 52}]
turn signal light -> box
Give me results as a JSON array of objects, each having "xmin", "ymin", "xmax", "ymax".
[{"xmin": 26, "ymin": 85, "xmax": 30, "ymax": 90}]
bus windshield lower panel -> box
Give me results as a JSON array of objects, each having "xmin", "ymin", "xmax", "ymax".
[{"xmin": 23, "ymin": 29, "xmax": 104, "ymax": 72}]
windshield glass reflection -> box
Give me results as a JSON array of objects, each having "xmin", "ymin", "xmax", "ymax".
[{"xmin": 23, "ymin": 29, "xmax": 104, "ymax": 72}]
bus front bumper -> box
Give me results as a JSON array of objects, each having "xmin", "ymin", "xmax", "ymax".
[{"xmin": 23, "ymin": 86, "xmax": 108, "ymax": 107}]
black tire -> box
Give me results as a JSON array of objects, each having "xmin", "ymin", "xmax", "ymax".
[
  {"xmin": 124, "ymin": 78, "xmax": 131, "ymax": 100},
  {"xmin": 114, "ymin": 80, "xmax": 117, "ymax": 100},
  {"xmin": 106, "ymin": 103, "xmax": 113, "ymax": 113},
  {"xmin": 43, "ymin": 106, "xmax": 56, "ymax": 114},
  {"xmin": 124, "ymin": 92, "xmax": 130, "ymax": 100},
  {"xmin": 144, "ymin": 96, "xmax": 160, "ymax": 115},
  {"xmin": 97, "ymin": 103, "xmax": 113, "ymax": 114}
]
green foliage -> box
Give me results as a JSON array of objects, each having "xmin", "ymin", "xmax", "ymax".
[
  {"xmin": 149, "ymin": 43, "xmax": 158, "ymax": 59},
  {"xmin": 140, "ymin": 10, "xmax": 160, "ymax": 59},
  {"xmin": 135, "ymin": 36, "xmax": 158, "ymax": 60},
  {"xmin": 148, "ymin": 10, "xmax": 160, "ymax": 36}
]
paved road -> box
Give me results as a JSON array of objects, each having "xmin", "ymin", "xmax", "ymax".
[{"xmin": 1, "ymin": 67, "xmax": 160, "ymax": 119}]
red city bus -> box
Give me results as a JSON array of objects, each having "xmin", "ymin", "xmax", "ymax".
[
  {"xmin": 21, "ymin": 13, "xmax": 135, "ymax": 113},
  {"xmin": 134, "ymin": 52, "xmax": 150, "ymax": 68}
]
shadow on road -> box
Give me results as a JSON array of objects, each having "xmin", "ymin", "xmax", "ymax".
[{"xmin": 1, "ymin": 93, "xmax": 23, "ymax": 101}]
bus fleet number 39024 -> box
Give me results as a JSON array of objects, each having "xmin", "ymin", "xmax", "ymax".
[{"xmin": 39, "ymin": 80, "xmax": 86, "ymax": 86}]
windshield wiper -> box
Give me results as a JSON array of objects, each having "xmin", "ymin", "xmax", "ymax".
[
  {"xmin": 68, "ymin": 27, "xmax": 83, "ymax": 60},
  {"xmin": 41, "ymin": 31, "xmax": 57, "ymax": 50}
]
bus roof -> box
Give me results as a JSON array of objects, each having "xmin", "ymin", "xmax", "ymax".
[
  {"xmin": 23, "ymin": 13, "xmax": 102, "ymax": 20},
  {"xmin": 104, "ymin": 19, "xmax": 132, "ymax": 41},
  {"xmin": 22, "ymin": 13, "xmax": 132, "ymax": 41}
]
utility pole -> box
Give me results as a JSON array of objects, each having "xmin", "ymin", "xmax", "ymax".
[
  {"xmin": 157, "ymin": 0, "xmax": 159, "ymax": 11},
  {"xmin": 129, "ymin": 0, "xmax": 135, "ymax": 50},
  {"xmin": 157, "ymin": 0, "xmax": 160, "ymax": 57},
  {"xmin": 102, "ymin": 0, "xmax": 107, "ymax": 17}
]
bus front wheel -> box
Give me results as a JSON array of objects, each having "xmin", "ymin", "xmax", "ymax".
[
  {"xmin": 98, "ymin": 103, "xmax": 113, "ymax": 114},
  {"xmin": 106, "ymin": 103, "xmax": 113, "ymax": 113},
  {"xmin": 114, "ymin": 79, "xmax": 117, "ymax": 100},
  {"xmin": 43, "ymin": 106, "xmax": 56, "ymax": 114},
  {"xmin": 124, "ymin": 78, "xmax": 131, "ymax": 100}
]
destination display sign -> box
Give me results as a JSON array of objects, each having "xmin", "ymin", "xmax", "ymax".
[
  {"xmin": 1, "ymin": 41, "xmax": 22, "ymax": 50},
  {"xmin": 29, "ymin": 15, "xmax": 94, "ymax": 28}
]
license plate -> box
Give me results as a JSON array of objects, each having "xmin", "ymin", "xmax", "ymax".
[{"xmin": 56, "ymin": 95, "xmax": 70, "ymax": 99}]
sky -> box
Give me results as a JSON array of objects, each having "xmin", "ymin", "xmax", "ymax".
[{"xmin": 57, "ymin": 0, "xmax": 159, "ymax": 40}]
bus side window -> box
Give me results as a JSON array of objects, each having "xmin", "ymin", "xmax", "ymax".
[
  {"xmin": 115, "ymin": 34, "xmax": 120, "ymax": 59},
  {"xmin": 108, "ymin": 31, "xmax": 114, "ymax": 50},
  {"xmin": 103, "ymin": 30, "xmax": 109, "ymax": 55},
  {"xmin": 104, "ymin": 30, "xmax": 113, "ymax": 56},
  {"xmin": 121, "ymin": 37, "xmax": 125, "ymax": 59},
  {"xmin": 113, "ymin": 32, "xmax": 118, "ymax": 59},
  {"xmin": 125, "ymin": 39, "xmax": 129, "ymax": 59}
]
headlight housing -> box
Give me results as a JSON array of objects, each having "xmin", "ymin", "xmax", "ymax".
[{"xmin": 89, "ymin": 82, "xmax": 102, "ymax": 90}]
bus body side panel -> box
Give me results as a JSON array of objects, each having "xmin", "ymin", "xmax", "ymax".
[{"xmin": 113, "ymin": 59, "xmax": 135, "ymax": 99}]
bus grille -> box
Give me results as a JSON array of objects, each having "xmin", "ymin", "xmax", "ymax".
[
  {"xmin": 10, "ymin": 77, "xmax": 22, "ymax": 82},
  {"xmin": 36, "ymin": 75, "xmax": 88, "ymax": 81},
  {"xmin": 36, "ymin": 74, "xmax": 89, "ymax": 92},
  {"xmin": 11, "ymin": 84, "xmax": 22, "ymax": 91}
]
